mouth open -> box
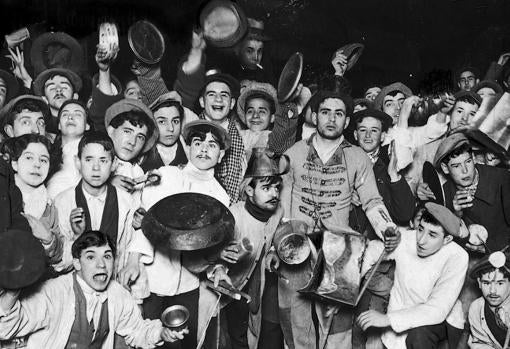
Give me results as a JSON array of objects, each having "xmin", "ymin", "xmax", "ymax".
[
  {"xmin": 93, "ymin": 273, "xmax": 108, "ymax": 282},
  {"xmin": 212, "ymin": 105, "xmax": 225, "ymax": 112}
]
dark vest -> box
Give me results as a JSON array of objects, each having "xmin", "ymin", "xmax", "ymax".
[{"xmin": 65, "ymin": 274, "xmax": 110, "ymax": 349}]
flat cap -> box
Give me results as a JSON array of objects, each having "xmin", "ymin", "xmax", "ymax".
[
  {"xmin": 453, "ymin": 90, "xmax": 482, "ymax": 106},
  {"xmin": 424, "ymin": 202, "xmax": 465, "ymax": 238},
  {"xmin": 182, "ymin": 119, "xmax": 231, "ymax": 151},
  {"xmin": 373, "ymin": 82, "xmax": 413, "ymax": 111},
  {"xmin": 433, "ymin": 132, "xmax": 470, "ymax": 167}
]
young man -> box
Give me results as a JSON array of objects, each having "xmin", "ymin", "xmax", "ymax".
[
  {"xmin": 1, "ymin": 95, "xmax": 49, "ymax": 139},
  {"xmin": 468, "ymin": 250, "xmax": 510, "ymax": 348},
  {"xmin": 129, "ymin": 120, "xmax": 231, "ymax": 349},
  {"xmin": 140, "ymin": 94, "xmax": 188, "ymax": 172},
  {"xmin": 54, "ymin": 132, "xmax": 145, "ymax": 297},
  {"xmin": 457, "ymin": 66, "xmax": 480, "ymax": 92},
  {"xmin": 373, "ymin": 82, "xmax": 412, "ymax": 125},
  {"xmin": 357, "ymin": 203, "xmax": 469, "ymax": 349},
  {"xmin": 0, "ymin": 230, "xmax": 187, "ymax": 348}
]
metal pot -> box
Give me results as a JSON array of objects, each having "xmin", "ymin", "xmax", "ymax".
[{"xmin": 161, "ymin": 305, "xmax": 189, "ymax": 332}]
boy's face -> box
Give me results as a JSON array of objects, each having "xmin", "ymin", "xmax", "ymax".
[
  {"xmin": 73, "ymin": 244, "xmax": 114, "ymax": 292},
  {"xmin": 11, "ymin": 142, "xmax": 50, "ymax": 188},
  {"xmin": 155, "ymin": 106, "xmax": 181, "ymax": 147},
  {"xmin": 5, "ymin": 110, "xmax": 46, "ymax": 138},
  {"xmin": 187, "ymin": 132, "xmax": 225, "ymax": 170},
  {"xmin": 441, "ymin": 152, "xmax": 476, "ymax": 188},
  {"xmin": 58, "ymin": 103, "xmax": 89, "ymax": 138},
  {"xmin": 124, "ymin": 80, "xmax": 143, "ymax": 102},
  {"xmin": 450, "ymin": 101, "xmax": 479, "ymax": 130},
  {"xmin": 245, "ymin": 97, "xmax": 274, "ymax": 132},
  {"xmin": 382, "ymin": 92, "xmax": 405, "ymax": 124},
  {"xmin": 107, "ymin": 120, "xmax": 148, "ymax": 161},
  {"xmin": 479, "ymin": 270, "xmax": 510, "ymax": 308},
  {"xmin": 76, "ymin": 143, "xmax": 114, "ymax": 188},
  {"xmin": 239, "ymin": 39, "xmax": 264, "ymax": 69},
  {"xmin": 245, "ymin": 178, "xmax": 281, "ymax": 212},
  {"xmin": 354, "ymin": 116, "xmax": 384, "ymax": 153},
  {"xmin": 199, "ymin": 81, "xmax": 235, "ymax": 123},
  {"xmin": 457, "ymin": 71, "xmax": 478, "ymax": 91},
  {"xmin": 43, "ymin": 75, "xmax": 76, "ymax": 111},
  {"xmin": 416, "ymin": 220, "xmax": 451, "ymax": 258}
]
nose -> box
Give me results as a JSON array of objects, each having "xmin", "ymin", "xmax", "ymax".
[
  {"xmin": 30, "ymin": 123, "xmax": 39, "ymax": 134},
  {"xmin": 417, "ymin": 232, "xmax": 427, "ymax": 245},
  {"xmin": 96, "ymin": 257, "xmax": 106, "ymax": 268},
  {"xmin": 92, "ymin": 160, "xmax": 100, "ymax": 170},
  {"xmin": 127, "ymin": 134, "xmax": 136, "ymax": 146},
  {"xmin": 489, "ymin": 282, "xmax": 497, "ymax": 293},
  {"xmin": 166, "ymin": 122, "xmax": 174, "ymax": 132},
  {"xmin": 461, "ymin": 163, "xmax": 468, "ymax": 174}
]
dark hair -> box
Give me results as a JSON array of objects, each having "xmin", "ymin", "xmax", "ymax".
[
  {"xmin": 77, "ymin": 131, "xmax": 115, "ymax": 160},
  {"xmin": 442, "ymin": 143, "xmax": 473, "ymax": 166},
  {"xmin": 248, "ymin": 175, "xmax": 282, "ymax": 189},
  {"xmin": 57, "ymin": 99, "xmax": 89, "ymax": 122},
  {"xmin": 153, "ymin": 100, "xmax": 184, "ymax": 122},
  {"xmin": 184, "ymin": 125, "xmax": 227, "ymax": 150},
  {"xmin": 71, "ymin": 230, "xmax": 116, "ymax": 259},
  {"xmin": 109, "ymin": 110, "xmax": 155, "ymax": 139},
  {"xmin": 245, "ymin": 92, "xmax": 276, "ymax": 115},
  {"xmin": 3, "ymin": 100, "xmax": 47, "ymax": 128},
  {"xmin": 44, "ymin": 72, "xmax": 75, "ymax": 91},
  {"xmin": 420, "ymin": 209, "xmax": 448, "ymax": 237},
  {"xmin": 11, "ymin": 134, "xmax": 52, "ymax": 161},
  {"xmin": 475, "ymin": 266, "xmax": 510, "ymax": 280},
  {"xmin": 310, "ymin": 90, "xmax": 354, "ymax": 117},
  {"xmin": 453, "ymin": 96, "xmax": 480, "ymax": 108},
  {"xmin": 386, "ymin": 90, "xmax": 405, "ymax": 98}
]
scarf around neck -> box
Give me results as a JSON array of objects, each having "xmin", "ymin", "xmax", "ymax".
[{"xmin": 245, "ymin": 198, "xmax": 273, "ymax": 222}]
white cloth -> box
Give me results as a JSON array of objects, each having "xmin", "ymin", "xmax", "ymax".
[
  {"xmin": 301, "ymin": 123, "xmax": 315, "ymax": 141},
  {"xmin": 312, "ymin": 135, "xmax": 344, "ymax": 164},
  {"xmin": 82, "ymin": 187, "xmax": 107, "ymax": 230},
  {"xmin": 15, "ymin": 175, "xmax": 49, "ymax": 219},
  {"xmin": 381, "ymin": 229, "xmax": 469, "ymax": 349},
  {"xmin": 130, "ymin": 162, "xmax": 230, "ymax": 296},
  {"xmin": 47, "ymin": 138, "xmax": 81, "ymax": 199},
  {"xmin": 75, "ymin": 274, "xmax": 107, "ymax": 336},
  {"xmin": 113, "ymin": 159, "xmax": 145, "ymax": 205},
  {"xmin": 156, "ymin": 143, "xmax": 178, "ymax": 166}
]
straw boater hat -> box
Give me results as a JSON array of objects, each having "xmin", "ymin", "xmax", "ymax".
[{"xmin": 237, "ymin": 82, "xmax": 278, "ymax": 125}]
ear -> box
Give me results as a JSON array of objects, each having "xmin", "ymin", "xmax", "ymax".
[
  {"xmin": 4, "ymin": 124, "xmax": 14, "ymax": 138},
  {"xmin": 440, "ymin": 162, "xmax": 450, "ymax": 175},
  {"xmin": 475, "ymin": 78, "xmax": 480, "ymax": 85},
  {"xmin": 443, "ymin": 234, "xmax": 453, "ymax": 245},
  {"xmin": 72, "ymin": 258, "xmax": 81, "ymax": 271},
  {"xmin": 312, "ymin": 112, "xmax": 318, "ymax": 126},
  {"xmin": 457, "ymin": 82, "xmax": 462, "ymax": 89},
  {"xmin": 111, "ymin": 157, "xmax": 119, "ymax": 173},
  {"xmin": 73, "ymin": 93, "xmax": 78, "ymax": 100},
  {"xmin": 270, "ymin": 114, "xmax": 275, "ymax": 124},
  {"xmin": 58, "ymin": 121, "xmax": 62, "ymax": 132},
  {"xmin": 217, "ymin": 149, "xmax": 226, "ymax": 164},
  {"xmin": 477, "ymin": 278, "xmax": 482, "ymax": 290},
  {"xmin": 380, "ymin": 131, "xmax": 386, "ymax": 144},
  {"xmin": 106, "ymin": 125, "xmax": 114, "ymax": 137},
  {"xmin": 245, "ymin": 185, "xmax": 254, "ymax": 199},
  {"xmin": 85, "ymin": 121, "xmax": 90, "ymax": 131},
  {"xmin": 42, "ymin": 96, "xmax": 48, "ymax": 103},
  {"xmin": 11, "ymin": 160, "xmax": 18, "ymax": 173},
  {"xmin": 74, "ymin": 155, "xmax": 81, "ymax": 172},
  {"xmin": 199, "ymin": 96, "xmax": 205, "ymax": 109},
  {"xmin": 353, "ymin": 130, "xmax": 359, "ymax": 142},
  {"xmin": 344, "ymin": 116, "xmax": 350, "ymax": 129},
  {"xmin": 229, "ymin": 97, "xmax": 236, "ymax": 111}
]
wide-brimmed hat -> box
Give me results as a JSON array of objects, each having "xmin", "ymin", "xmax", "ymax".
[
  {"xmin": 245, "ymin": 18, "xmax": 271, "ymax": 42},
  {"xmin": 182, "ymin": 119, "xmax": 231, "ymax": 151},
  {"xmin": 0, "ymin": 229, "xmax": 47, "ymax": 289},
  {"xmin": 199, "ymin": 0, "xmax": 248, "ymax": 48},
  {"xmin": 104, "ymin": 98, "xmax": 157, "ymax": 153},
  {"xmin": 237, "ymin": 81, "xmax": 277, "ymax": 124},
  {"xmin": 373, "ymin": 82, "xmax": 413, "ymax": 111},
  {"xmin": 465, "ymin": 129, "xmax": 509, "ymax": 159},
  {"xmin": 0, "ymin": 69, "xmax": 19, "ymax": 105},
  {"xmin": 33, "ymin": 67, "xmax": 83, "ymax": 96},
  {"xmin": 332, "ymin": 43, "xmax": 364, "ymax": 72},
  {"xmin": 0, "ymin": 94, "xmax": 50, "ymax": 126},
  {"xmin": 128, "ymin": 20, "xmax": 165, "ymax": 65},
  {"xmin": 277, "ymin": 52, "xmax": 303, "ymax": 103},
  {"xmin": 201, "ymin": 70, "xmax": 240, "ymax": 99},
  {"xmin": 30, "ymin": 31, "xmax": 84, "ymax": 75},
  {"xmin": 141, "ymin": 192, "xmax": 235, "ymax": 251}
]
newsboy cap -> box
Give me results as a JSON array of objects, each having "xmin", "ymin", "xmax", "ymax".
[
  {"xmin": 433, "ymin": 132, "xmax": 470, "ymax": 167},
  {"xmin": 424, "ymin": 202, "xmax": 465, "ymax": 238}
]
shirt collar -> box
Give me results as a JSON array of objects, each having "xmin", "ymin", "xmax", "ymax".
[
  {"xmin": 82, "ymin": 183, "xmax": 107, "ymax": 203},
  {"xmin": 76, "ymin": 273, "xmax": 108, "ymax": 303}
]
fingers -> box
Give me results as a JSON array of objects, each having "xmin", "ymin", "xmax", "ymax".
[{"xmin": 356, "ymin": 311, "xmax": 372, "ymax": 331}]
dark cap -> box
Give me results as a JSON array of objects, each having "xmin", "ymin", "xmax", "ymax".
[
  {"xmin": 470, "ymin": 249, "xmax": 510, "ymax": 279},
  {"xmin": 351, "ymin": 108, "xmax": 392, "ymax": 132},
  {"xmin": 310, "ymin": 90, "xmax": 354, "ymax": 117},
  {"xmin": 424, "ymin": 202, "xmax": 465, "ymax": 238},
  {"xmin": 473, "ymin": 80, "xmax": 504, "ymax": 95},
  {"xmin": 453, "ymin": 90, "xmax": 482, "ymax": 106},
  {"xmin": 433, "ymin": 132, "xmax": 470, "ymax": 167},
  {"xmin": 201, "ymin": 70, "xmax": 240, "ymax": 99},
  {"xmin": 33, "ymin": 67, "xmax": 83, "ymax": 96},
  {"xmin": 373, "ymin": 82, "xmax": 413, "ymax": 111}
]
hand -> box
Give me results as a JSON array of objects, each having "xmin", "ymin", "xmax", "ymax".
[
  {"xmin": 5, "ymin": 46, "xmax": 32, "ymax": 87},
  {"xmin": 265, "ymin": 250, "xmax": 280, "ymax": 272},
  {"xmin": 416, "ymin": 182, "xmax": 436, "ymax": 201},
  {"xmin": 161, "ymin": 327, "xmax": 189, "ymax": 343},
  {"xmin": 212, "ymin": 265, "xmax": 233, "ymax": 288},
  {"xmin": 295, "ymin": 85, "xmax": 312, "ymax": 111},
  {"xmin": 70, "ymin": 207, "xmax": 87, "ymax": 236},
  {"xmin": 387, "ymin": 141, "xmax": 400, "ymax": 182},
  {"xmin": 468, "ymin": 224, "xmax": 488, "ymax": 246},
  {"xmin": 453, "ymin": 189, "xmax": 474, "ymax": 213},
  {"xmin": 95, "ymin": 45, "xmax": 111, "ymax": 72},
  {"xmin": 118, "ymin": 253, "xmax": 140, "ymax": 290},
  {"xmin": 21, "ymin": 213, "xmax": 53, "ymax": 244},
  {"xmin": 191, "ymin": 30, "xmax": 206, "ymax": 51},
  {"xmin": 220, "ymin": 242, "xmax": 242, "ymax": 264},
  {"xmin": 439, "ymin": 93, "xmax": 455, "ymax": 115},
  {"xmin": 497, "ymin": 52, "xmax": 510, "ymax": 66},
  {"xmin": 384, "ymin": 226, "xmax": 401, "ymax": 254},
  {"xmin": 331, "ymin": 51, "xmax": 348, "ymax": 76},
  {"xmin": 111, "ymin": 175, "xmax": 135, "ymax": 193},
  {"xmin": 133, "ymin": 207, "xmax": 146, "ymax": 230},
  {"xmin": 356, "ymin": 310, "xmax": 390, "ymax": 331},
  {"xmin": 399, "ymin": 95, "xmax": 421, "ymax": 122}
]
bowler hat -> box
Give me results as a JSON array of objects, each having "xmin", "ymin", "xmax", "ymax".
[
  {"xmin": 424, "ymin": 202, "xmax": 466, "ymax": 238},
  {"xmin": 30, "ymin": 32, "xmax": 84, "ymax": 75},
  {"xmin": 237, "ymin": 81, "xmax": 277, "ymax": 125},
  {"xmin": 182, "ymin": 119, "xmax": 231, "ymax": 151},
  {"xmin": 104, "ymin": 98, "xmax": 158, "ymax": 153},
  {"xmin": 433, "ymin": 132, "xmax": 470, "ymax": 167},
  {"xmin": 0, "ymin": 69, "xmax": 19, "ymax": 105},
  {"xmin": 332, "ymin": 43, "xmax": 364, "ymax": 72},
  {"xmin": 33, "ymin": 67, "xmax": 83, "ymax": 96},
  {"xmin": 141, "ymin": 192, "xmax": 235, "ymax": 251},
  {"xmin": 199, "ymin": 0, "xmax": 248, "ymax": 48},
  {"xmin": 0, "ymin": 229, "xmax": 47, "ymax": 289},
  {"xmin": 373, "ymin": 82, "xmax": 413, "ymax": 111}
]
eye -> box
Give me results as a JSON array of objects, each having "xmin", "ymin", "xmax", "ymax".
[
  {"xmin": 104, "ymin": 254, "xmax": 113, "ymax": 260},
  {"xmin": 123, "ymin": 129, "xmax": 131, "ymax": 134},
  {"xmin": 158, "ymin": 120, "xmax": 166, "ymax": 125},
  {"xmin": 100, "ymin": 159, "xmax": 107, "ymax": 164},
  {"xmin": 172, "ymin": 119, "xmax": 180, "ymax": 125},
  {"xmin": 37, "ymin": 119, "xmax": 45, "ymax": 127},
  {"xmin": 86, "ymin": 255, "xmax": 94, "ymax": 260},
  {"xmin": 41, "ymin": 158, "xmax": 49, "ymax": 164},
  {"xmin": 137, "ymin": 135, "xmax": 146, "ymax": 142}
]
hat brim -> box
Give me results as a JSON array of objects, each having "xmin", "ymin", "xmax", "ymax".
[
  {"xmin": 30, "ymin": 32, "xmax": 84, "ymax": 75},
  {"xmin": 465, "ymin": 129, "xmax": 509, "ymax": 159},
  {"xmin": 422, "ymin": 161, "xmax": 445, "ymax": 205},
  {"xmin": 0, "ymin": 70, "xmax": 19, "ymax": 104},
  {"xmin": 0, "ymin": 94, "xmax": 50, "ymax": 126},
  {"xmin": 237, "ymin": 84, "xmax": 278, "ymax": 124},
  {"xmin": 202, "ymin": 72, "xmax": 240, "ymax": 99},
  {"xmin": 33, "ymin": 68, "xmax": 83, "ymax": 96},
  {"xmin": 336, "ymin": 43, "xmax": 364, "ymax": 71}
]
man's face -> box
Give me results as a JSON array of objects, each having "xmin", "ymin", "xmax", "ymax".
[
  {"xmin": 441, "ymin": 152, "xmax": 476, "ymax": 188},
  {"xmin": 199, "ymin": 82, "xmax": 235, "ymax": 123},
  {"xmin": 354, "ymin": 116, "xmax": 384, "ymax": 153},
  {"xmin": 58, "ymin": 103, "xmax": 89, "ymax": 138},
  {"xmin": 124, "ymin": 80, "xmax": 143, "ymax": 102},
  {"xmin": 5, "ymin": 110, "xmax": 46, "ymax": 137},
  {"xmin": 11, "ymin": 142, "xmax": 50, "ymax": 188},
  {"xmin": 239, "ymin": 39, "xmax": 264, "ymax": 69},
  {"xmin": 477, "ymin": 87, "xmax": 496, "ymax": 99},
  {"xmin": 313, "ymin": 98, "xmax": 349, "ymax": 140},
  {"xmin": 478, "ymin": 270, "xmax": 510, "ymax": 308},
  {"xmin": 43, "ymin": 75, "xmax": 75, "ymax": 111},
  {"xmin": 0, "ymin": 77, "xmax": 7, "ymax": 109},
  {"xmin": 107, "ymin": 120, "xmax": 148, "ymax": 161},
  {"xmin": 188, "ymin": 132, "xmax": 225, "ymax": 170},
  {"xmin": 416, "ymin": 220, "xmax": 450, "ymax": 258},
  {"xmin": 458, "ymin": 71, "xmax": 478, "ymax": 91},
  {"xmin": 450, "ymin": 101, "xmax": 479, "ymax": 130},
  {"xmin": 245, "ymin": 97, "xmax": 274, "ymax": 132},
  {"xmin": 364, "ymin": 87, "xmax": 381, "ymax": 101},
  {"xmin": 73, "ymin": 244, "xmax": 114, "ymax": 292},
  {"xmin": 77, "ymin": 143, "xmax": 114, "ymax": 189},
  {"xmin": 246, "ymin": 178, "xmax": 281, "ymax": 212},
  {"xmin": 382, "ymin": 92, "xmax": 405, "ymax": 124},
  {"xmin": 155, "ymin": 106, "xmax": 181, "ymax": 147}
]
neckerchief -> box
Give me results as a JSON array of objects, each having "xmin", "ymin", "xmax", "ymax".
[
  {"xmin": 245, "ymin": 198, "xmax": 272, "ymax": 222},
  {"xmin": 75, "ymin": 181, "xmax": 119, "ymax": 246}
]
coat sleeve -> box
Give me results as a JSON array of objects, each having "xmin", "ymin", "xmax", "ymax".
[
  {"xmin": 387, "ymin": 249, "xmax": 468, "ymax": 333},
  {"xmin": 268, "ymin": 103, "xmax": 299, "ymax": 155}
]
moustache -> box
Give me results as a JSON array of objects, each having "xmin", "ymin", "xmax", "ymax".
[
  {"xmin": 197, "ymin": 154, "xmax": 212, "ymax": 160},
  {"xmin": 267, "ymin": 198, "xmax": 279, "ymax": 204}
]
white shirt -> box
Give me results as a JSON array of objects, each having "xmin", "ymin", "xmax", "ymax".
[
  {"xmin": 82, "ymin": 187, "xmax": 107, "ymax": 230},
  {"xmin": 382, "ymin": 229, "xmax": 468, "ymax": 349},
  {"xmin": 312, "ymin": 135, "xmax": 344, "ymax": 164},
  {"xmin": 156, "ymin": 143, "xmax": 178, "ymax": 166}
]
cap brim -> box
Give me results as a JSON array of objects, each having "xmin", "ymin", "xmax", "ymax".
[{"xmin": 33, "ymin": 68, "xmax": 82, "ymax": 96}]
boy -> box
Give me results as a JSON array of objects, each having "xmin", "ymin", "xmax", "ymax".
[
  {"xmin": 1, "ymin": 95, "xmax": 49, "ymax": 139},
  {"xmin": 0, "ymin": 230, "xmax": 186, "ymax": 348}
]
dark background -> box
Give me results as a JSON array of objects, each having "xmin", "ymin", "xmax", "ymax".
[{"xmin": 1, "ymin": 0, "xmax": 509, "ymax": 96}]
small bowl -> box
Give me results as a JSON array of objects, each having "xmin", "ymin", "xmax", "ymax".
[
  {"xmin": 277, "ymin": 233, "xmax": 311, "ymax": 265},
  {"xmin": 161, "ymin": 305, "xmax": 189, "ymax": 332}
]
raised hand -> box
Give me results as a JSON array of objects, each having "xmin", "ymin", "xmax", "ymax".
[
  {"xmin": 5, "ymin": 46, "xmax": 32, "ymax": 88},
  {"xmin": 70, "ymin": 207, "xmax": 86, "ymax": 236}
]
